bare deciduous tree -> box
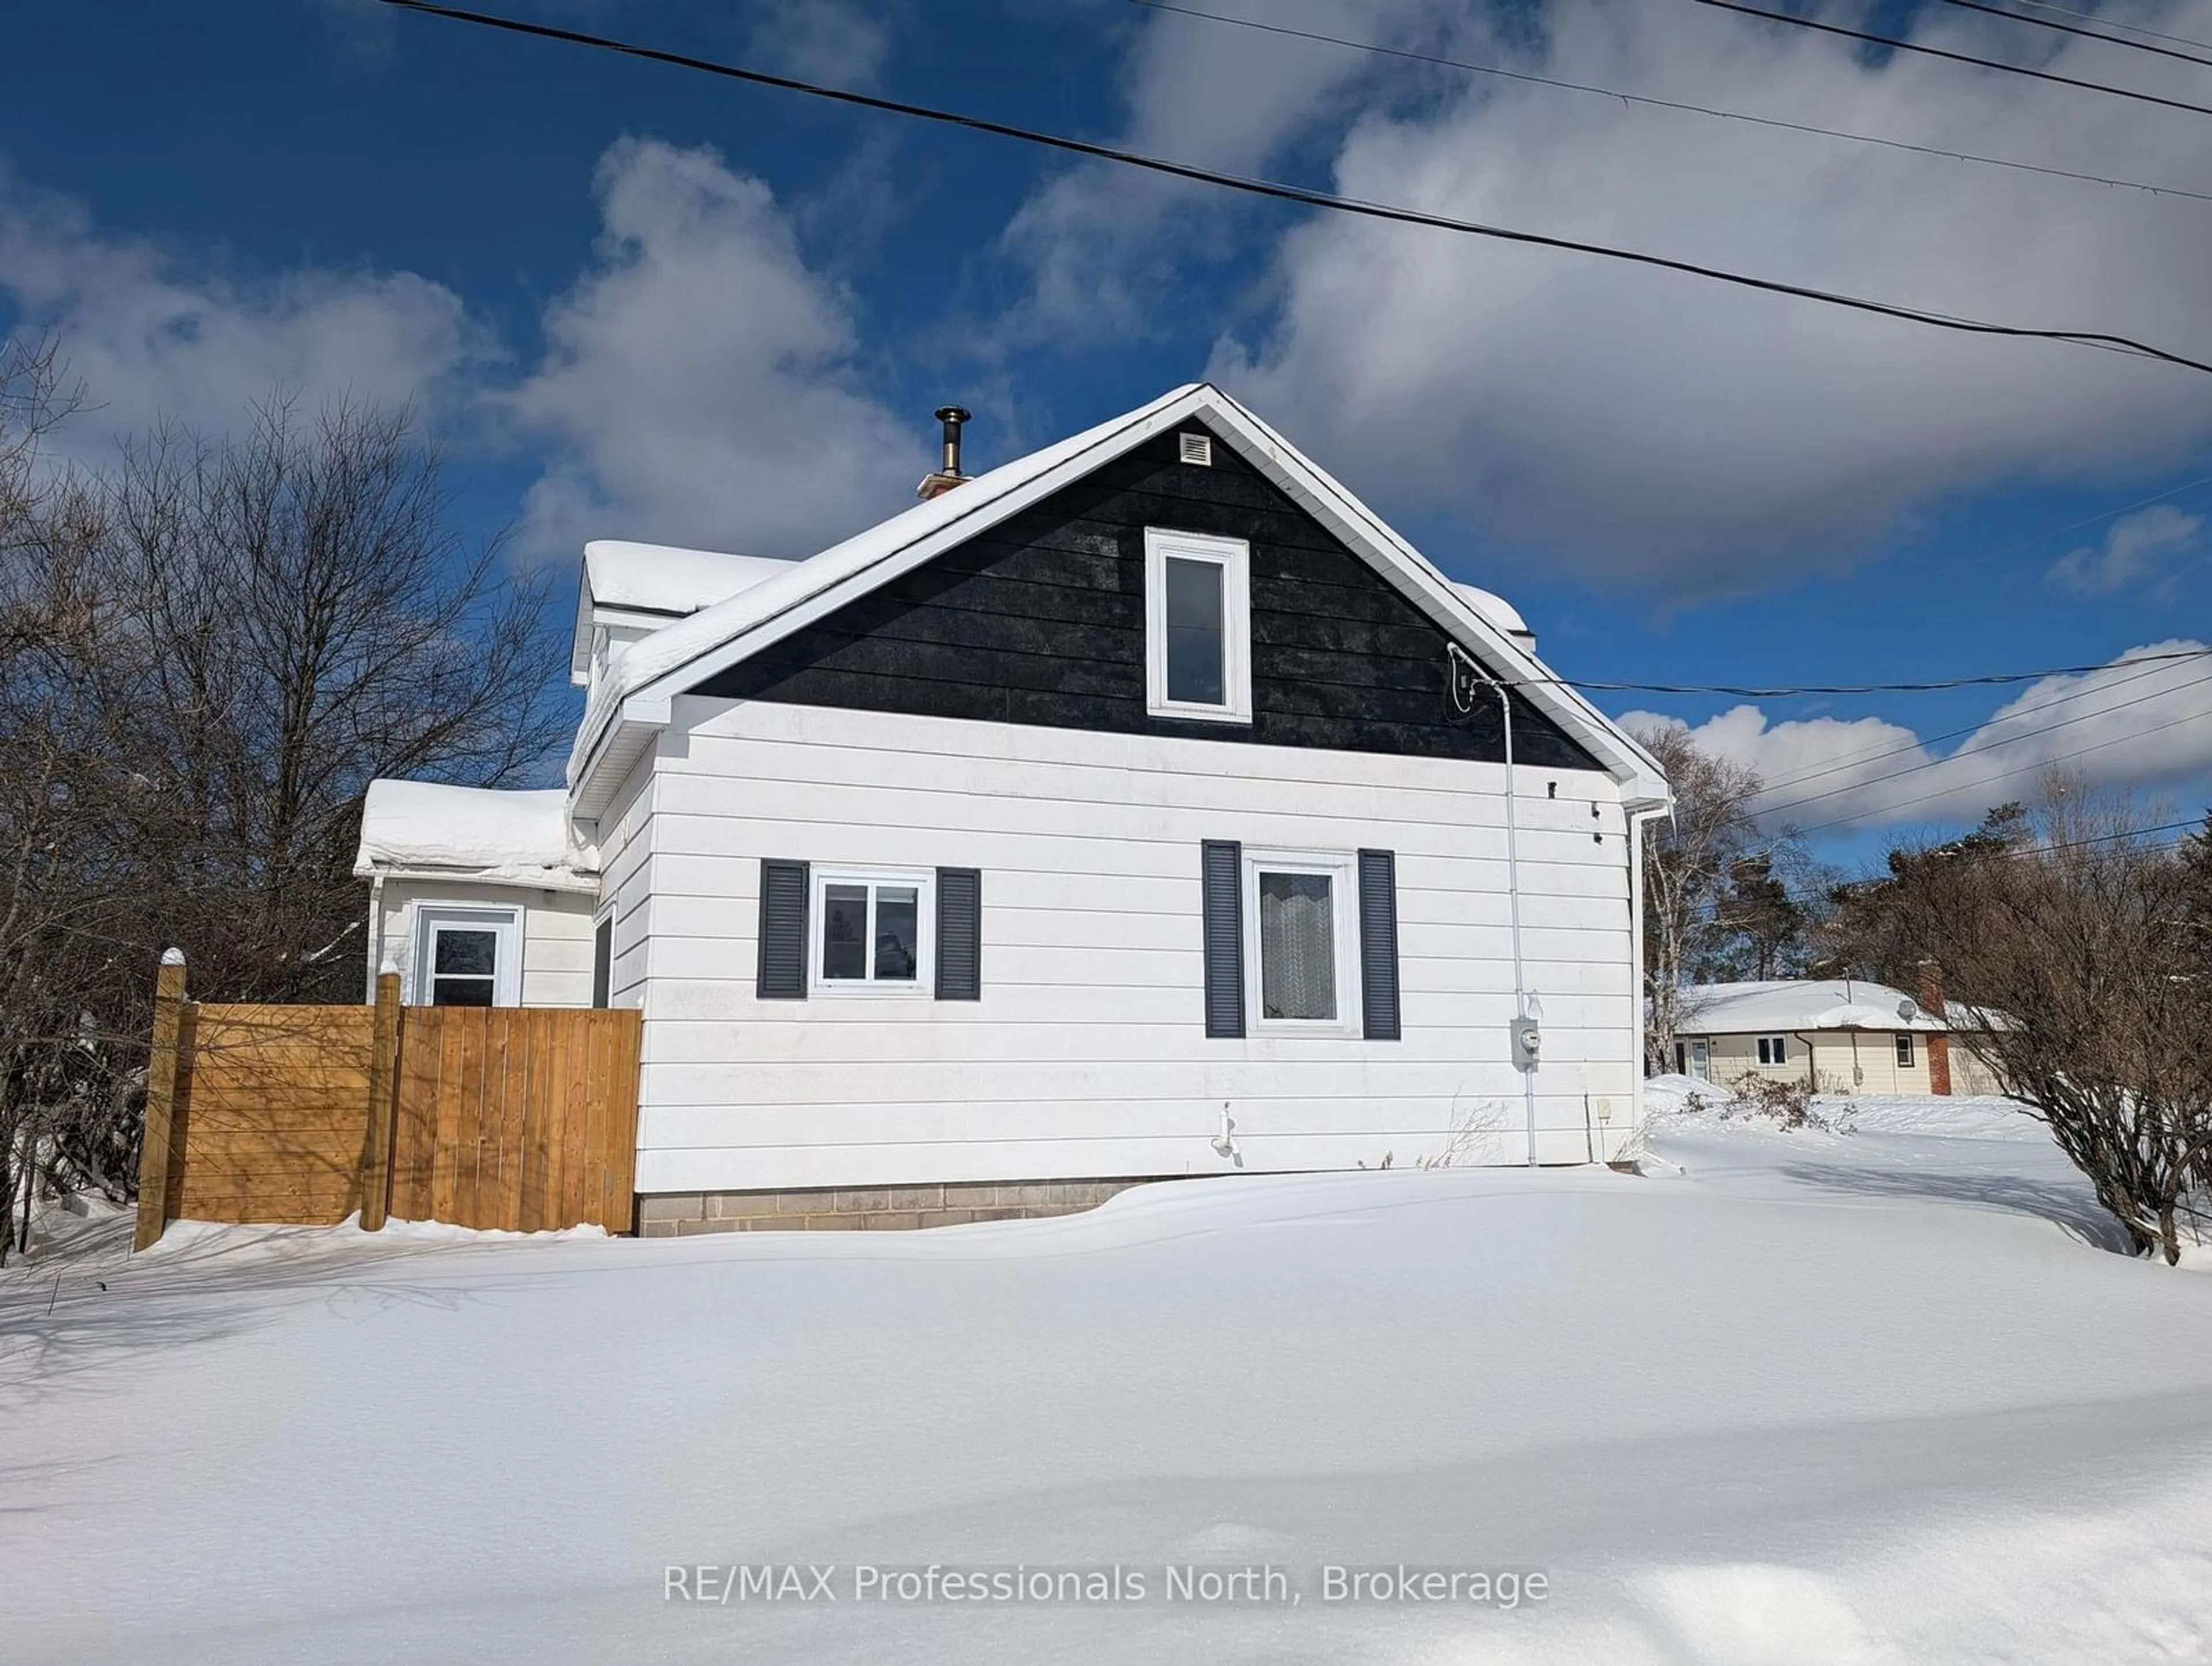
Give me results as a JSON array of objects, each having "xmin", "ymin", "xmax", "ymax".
[
  {"xmin": 1850, "ymin": 783, "xmax": 2212, "ymax": 1263},
  {"xmin": 1630, "ymin": 725, "xmax": 1766, "ymax": 1073},
  {"xmin": 0, "ymin": 350, "xmax": 569, "ymax": 1260}
]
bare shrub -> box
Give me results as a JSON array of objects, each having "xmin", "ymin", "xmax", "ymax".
[{"xmin": 1718, "ymin": 1073, "xmax": 1855, "ymax": 1134}]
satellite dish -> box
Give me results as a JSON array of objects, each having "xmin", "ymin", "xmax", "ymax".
[{"xmin": 1897, "ymin": 998, "xmax": 1918, "ymax": 1021}]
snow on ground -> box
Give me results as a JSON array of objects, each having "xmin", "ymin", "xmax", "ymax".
[{"xmin": 6, "ymin": 1100, "xmax": 2212, "ymax": 1664}]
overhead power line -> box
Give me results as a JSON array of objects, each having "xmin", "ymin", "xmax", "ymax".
[
  {"xmin": 1793, "ymin": 699, "xmax": 2212, "ymax": 834},
  {"xmin": 2012, "ymin": 0, "xmax": 2212, "ymax": 51},
  {"xmin": 1694, "ymin": 0, "xmax": 2212, "ymax": 119},
  {"xmin": 1749, "ymin": 651, "xmax": 2212, "ymax": 800},
  {"xmin": 1756, "ymin": 662, "xmax": 2212, "ymax": 819},
  {"xmin": 1133, "ymin": 0, "xmax": 2212, "ymax": 206},
  {"xmin": 377, "ymin": 0, "xmax": 2212, "ymax": 376},
  {"xmin": 1940, "ymin": 0, "xmax": 2212, "ymax": 68},
  {"xmin": 1555, "ymin": 646, "xmax": 2212, "ymax": 698}
]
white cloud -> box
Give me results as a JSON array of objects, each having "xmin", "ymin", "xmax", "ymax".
[
  {"xmin": 1081, "ymin": 0, "xmax": 2212, "ymax": 591},
  {"xmin": 2048, "ymin": 504, "xmax": 2203, "ymax": 595},
  {"xmin": 991, "ymin": 0, "xmax": 1442, "ymax": 347},
  {"xmin": 1626, "ymin": 642, "xmax": 2212, "ymax": 834},
  {"xmin": 745, "ymin": 0, "xmax": 896, "ymax": 91},
  {"xmin": 0, "ymin": 166, "xmax": 487, "ymax": 449},
  {"xmin": 501, "ymin": 138, "xmax": 929, "ymax": 562}
]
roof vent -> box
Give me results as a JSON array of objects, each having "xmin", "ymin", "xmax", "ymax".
[
  {"xmin": 918, "ymin": 404, "xmax": 974, "ymax": 501},
  {"xmin": 1178, "ymin": 431, "xmax": 1214, "ymax": 467}
]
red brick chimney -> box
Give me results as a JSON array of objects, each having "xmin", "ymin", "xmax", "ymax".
[{"xmin": 1917, "ymin": 959, "xmax": 1952, "ymax": 1096}]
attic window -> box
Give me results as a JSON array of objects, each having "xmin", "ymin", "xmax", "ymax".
[
  {"xmin": 1145, "ymin": 529, "xmax": 1252, "ymax": 723},
  {"xmin": 1178, "ymin": 432, "xmax": 1214, "ymax": 467}
]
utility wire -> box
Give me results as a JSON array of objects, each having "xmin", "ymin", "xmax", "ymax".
[
  {"xmin": 1940, "ymin": 0, "xmax": 2212, "ymax": 67},
  {"xmin": 1756, "ymin": 662, "xmax": 2212, "ymax": 818},
  {"xmin": 1695, "ymin": 0, "xmax": 2212, "ymax": 118},
  {"xmin": 2012, "ymin": 0, "xmax": 2212, "ymax": 51},
  {"xmin": 1134, "ymin": 0, "xmax": 2212, "ymax": 205},
  {"xmin": 1778, "ymin": 817, "xmax": 2201, "ymax": 906},
  {"xmin": 1558, "ymin": 646, "xmax": 2211, "ymax": 698},
  {"xmin": 1793, "ymin": 699, "xmax": 2212, "ymax": 833},
  {"xmin": 1749, "ymin": 651, "xmax": 2212, "ymax": 800},
  {"xmin": 377, "ymin": 0, "xmax": 2212, "ymax": 376}
]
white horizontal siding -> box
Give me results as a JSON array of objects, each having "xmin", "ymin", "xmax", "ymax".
[
  {"xmin": 374, "ymin": 878, "xmax": 599, "ymax": 1008},
  {"xmin": 630, "ymin": 698, "xmax": 1643, "ymax": 1190}
]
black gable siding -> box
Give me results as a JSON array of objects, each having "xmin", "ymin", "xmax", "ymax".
[{"xmin": 692, "ymin": 424, "xmax": 1604, "ymax": 772}]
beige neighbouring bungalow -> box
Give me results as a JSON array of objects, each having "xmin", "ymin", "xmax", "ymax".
[{"xmin": 1670, "ymin": 968, "xmax": 2005, "ymax": 1097}]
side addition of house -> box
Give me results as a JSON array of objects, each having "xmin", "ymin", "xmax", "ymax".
[{"xmin": 357, "ymin": 384, "xmax": 1673, "ymax": 1233}]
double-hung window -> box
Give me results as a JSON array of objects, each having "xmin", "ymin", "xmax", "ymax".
[
  {"xmin": 1896, "ymin": 1033, "xmax": 1916, "ymax": 1067},
  {"xmin": 813, "ymin": 869, "xmax": 933, "ymax": 994},
  {"xmin": 1145, "ymin": 528, "xmax": 1252, "ymax": 722},
  {"xmin": 1243, "ymin": 848, "xmax": 1360, "ymax": 1035}
]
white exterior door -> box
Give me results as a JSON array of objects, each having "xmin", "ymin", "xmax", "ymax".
[
  {"xmin": 412, "ymin": 906, "xmax": 522, "ymax": 1007},
  {"xmin": 1687, "ymin": 1038, "xmax": 1711, "ymax": 1082}
]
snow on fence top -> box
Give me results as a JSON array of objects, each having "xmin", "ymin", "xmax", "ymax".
[
  {"xmin": 352, "ymin": 782, "xmax": 596, "ymax": 883},
  {"xmin": 1680, "ymin": 979, "xmax": 1948, "ymax": 1034}
]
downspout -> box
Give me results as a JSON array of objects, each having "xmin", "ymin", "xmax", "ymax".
[
  {"xmin": 1793, "ymin": 1029, "xmax": 1819, "ymax": 1092},
  {"xmin": 1626, "ymin": 802, "xmax": 1669, "ymax": 1160},
  {"xmin": 1449, "ymin": 645, "xmax": 1537, "ymax": 1166},
  {"xmin": 366, "ymin": 872, "xmax": 385, "ymax": 1005}
]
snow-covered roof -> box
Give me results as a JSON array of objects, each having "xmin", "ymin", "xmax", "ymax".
[
  {"xmin": 566, "ymin": 383, "xmax": 1671, "ymax": 816},
  {"xmin": 1451, "ymin": 582, "xmax": 1531, "ymax": 642},
  {"xmin": 1680, "ymin": 979, "xmax": 1948, "ymax": 1035},
  {"xmin": 353, "ymin": 781, "xmax": 597, "ymax": 889},
  {"xmin": 582, "ymin": 541, "xmax": 800, "ymax": 616}
]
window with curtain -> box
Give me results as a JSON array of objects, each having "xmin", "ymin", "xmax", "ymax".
[{"xmin": 1258, "ymin": 870, "xmax": 1337, "ymax": 1021}]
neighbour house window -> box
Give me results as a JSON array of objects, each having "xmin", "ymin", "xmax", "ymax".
[
  {"xmin": 1757, "ymin": 1036, "xmax": 1788, "ymax": 1066},
  {"xmin": 813, "ymin": 869, "xmax": 933, "ymax": 994},
  {"xmin": 412, "ymin": 906, "xmax": 521, "ymax": 1008},
  {"xmin": 1896, "ymin": 1033, "xmax": 1916, "ymax": 1067},
  {"xmin": 1145, "ymin": 529, "xmax": 1252, "ymax": 722},
  {"xmin": 1243, "ymin": 849, "xmax": 1359, "ymax": 1033}
]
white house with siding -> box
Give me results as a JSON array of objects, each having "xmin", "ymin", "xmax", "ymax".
[
  {"xmin": 1673, "ymin": 976, "xmax": 2006, "ymax": 1097},
  {"xmin": 355, "ymin": 384, "xmax": 1673, "ymax": 1232}
]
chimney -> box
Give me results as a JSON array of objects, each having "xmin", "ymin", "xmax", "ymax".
[
  {"xmin": 917, "ymin": 404, "xmax": 972, "ymax": 501},
  {"xmin": 1916, "ymin": 959, "xmax": 1953, "ymax": 1097},
  {"xmin": 1916, "ymin": 958, "xmax": 1946, "ymax": 1018}
]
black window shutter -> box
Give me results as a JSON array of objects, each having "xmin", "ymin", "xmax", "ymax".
[
  {"xmin": 1201, "ymin": 839, "xmax": 1245, "ymax": 1039},
  {"xmin": 936, "ymin": 868, "xmax": 982, "ymax": 1000},
  {"xmin": 1358, "ymin": 848, "xmax": 1402, "ymax": 1041},
  {"xmin": 757, "ymin": 859, "xmax": 809, "ymax": 999}
]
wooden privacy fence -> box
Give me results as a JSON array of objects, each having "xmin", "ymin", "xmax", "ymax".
[{"xmin": 134, "ymin": 957, "xmax": 642, "ymax": 1250}]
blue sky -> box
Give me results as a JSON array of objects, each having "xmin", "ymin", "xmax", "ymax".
[{"xmin": 5, "ymin": 0, "xmax": 2209, "ymax": 872}]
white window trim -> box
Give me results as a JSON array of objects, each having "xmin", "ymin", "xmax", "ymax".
[
  {"xmin": 1758, "ymin": 1035, "xmax": 1788, "ymax": 1066},
  {"xmin": 410, "ymin": 904, "xmax": 522, "ymax": 1008},
  {"xmin": 1896, "ymin": 1033, "xmax": 1916, "ymax": 1067},
  {"xmin": 1144, "ymin": 527, "xmax": 1253, "ymax": 724},
  {"xmin": 810, "ymin": 866, "xmax": 935, "ymax": 997},
  {"xmin": 591, "ymin": 903, "xmax": 617, "ymax": 1009},
  {"xmin": 1241, "ymin": 846, "xmax": 1361, "ymax": 1037}
]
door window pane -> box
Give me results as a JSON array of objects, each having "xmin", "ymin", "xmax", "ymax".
[
  {"xmin": 1258, "ymin": 870, "xmax": 1336, "ymax": 1021},
  {"xmin": 434, "ymin": 929, "xmax": 497, "ymax": 976},
  {"xmin": 430, "ymin": 926, "xmax": 498, "ymax": 1007},
  {"xmin": 874, "ymin": 886, "xmax": 919, "ymax": 981},
  {"xmin": 1163, "ymin": 556, "xmax": 1226, "ymax": 705},
  {"xmin": 822, "ymin": 884, "xmax": 869, "ymax": 980},
  {"xmin": 432, "ymin": 975, "xmax": 495, "ymax": 1008}
]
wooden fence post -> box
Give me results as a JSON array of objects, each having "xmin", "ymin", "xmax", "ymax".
[
  {"xmin": 132, "ymin": 949, "xmax": 188, "ymax": 1253},
  {"xmin": 359, "ymin": 965, "xmax": 403, "ymax": 1232}
]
